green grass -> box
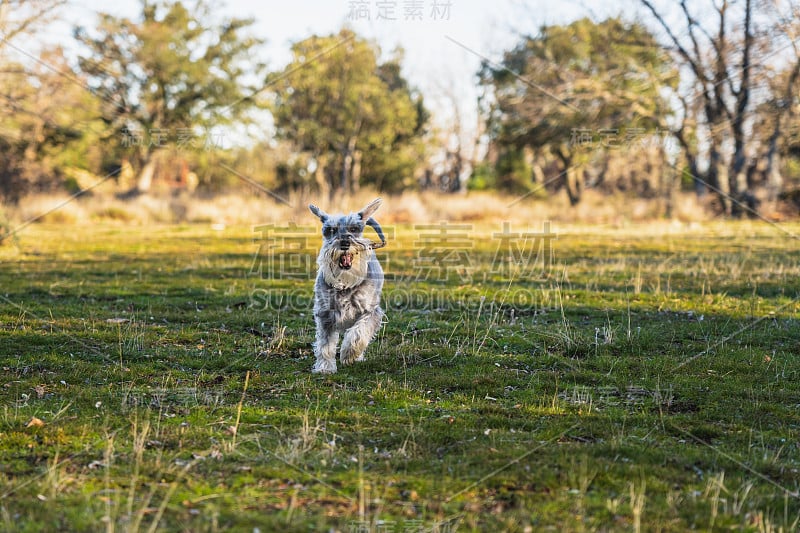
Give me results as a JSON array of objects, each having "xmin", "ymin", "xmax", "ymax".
[{"xmin": 1, "ymin": 220, "xmax": 799, "ymax": 532}]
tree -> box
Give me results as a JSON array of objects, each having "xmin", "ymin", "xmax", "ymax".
[
  {"xmin": 760, "ymin": 4, "xmax": 800, "ymax": 203},
  {"xmin": 641, "ymin": 0, "xmax": 761, "ymax": 215},
  {"xmin": 0, "ymin": 0, "xmax": 73, "ymax": 203},
  {"xmin": 73, "ymin": 0, "xmax": 265, "ymax": 193},
  {"xmin": 424, "ymin": 78, "xmax": 482, "ymax": 193},
  {"xmin": 270, "ymin": 29, "xmax": 428, "ymax": 196},
  {"xmin": 481, "ymin": 17, "xmax": 676, "ymax": 204},
  {"xmin": 0, "ymin": 47, "xmax": 107, "ymax": 203}
]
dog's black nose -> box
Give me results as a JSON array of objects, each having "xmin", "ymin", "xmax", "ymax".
[{"xmin": 339, "ymin": 239, "xmax": 350, "ymax": 250}]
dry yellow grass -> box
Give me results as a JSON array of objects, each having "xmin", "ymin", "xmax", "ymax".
[{"xmin": 5, "ymin": 189, "xmax": 718, "ymax": 229}]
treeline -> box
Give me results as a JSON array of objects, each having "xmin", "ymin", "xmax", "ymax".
[{"xmin": 1, "ymin": 0, "xmax": 799, "ymax": 216}]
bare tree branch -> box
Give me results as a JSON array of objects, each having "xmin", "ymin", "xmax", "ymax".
[
  {"xmin": 679, "ymin": 0, "xmax": 708, "ymax": 82},
  {"xmin": 641, "ymin": 0, "xmax": 704, "ymax": 81},
  {"xmin": 0, "ymin": 0, "xmax": 65, "ymax": 49}
]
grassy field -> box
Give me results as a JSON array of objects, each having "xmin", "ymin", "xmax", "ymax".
[{"xmin": 0, "ymin": 217, "xmax": 799, "ymax": 532}]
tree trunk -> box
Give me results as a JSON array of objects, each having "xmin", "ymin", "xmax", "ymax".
[
  {"xmin": 564, "ymin": 167, "xmax": 582, "ymax": 206},
  {"xmin": 341, "ymin": 136, "xmax": 357, "ymax": 194},
  {"xmin": 554, "ymin": 148, "xmax": 581, "ymax": 205},
  {"xmin": 716, "ymin": 159, "xmax": 730, "ymax": 214},
  {"xmin": 531, "ymin": 153, "xmax": 546, "ymax": 185},
  {"xmin": 137, "ymin": 158, "xmax": 156, "ymax": 193},
  {"xmin": 766, "ymin": 155, "xmax": 782, "ymax": 203},
  {"xmin": 689, "ymin": 157, "xmax": 704, "ymax": 197},
  {"xmin": 351, "ymin": 150, "xmax": 362, "ymax": 194},
  {"xmin": 314, "ymin": 153, "xmax": 330, "ymax": 200},
  {"xmin": 729, "ymin": 147, "xmax": 748, "ymax": 217},
  {"xmin": 707, "ymin": 136, "xmax": 728, "ymax": 214},
  {"xmin": 764, "ymin": 56, "xmax": 800, "ymax": 202},
  {"xmin": 657, "ymin": 145, "xmax": 674, "ymax": 218},
  {"xmin": 340, "ymin": 152, "xmax": 351, "ymax": 194},
  {"xmin": 119, "ymin": 158, "xmax": 136, "ymax": 191},
  {"xmin": 675, "ymin": 127, "xmax": 705, "ymax": 197},
  {"xmin": 663, "ymin": 167, "xmax": 675, "ymax": 218},
  {"xmin": 763, "ymin": 107, "xmax": 785, "ymax": 204},
  {"xmin": 449, "ymin": 151, "xmax": 463, "ymax": 193},
  {"xmin": 729, "ymin": 118, "xmax": 750, "ymax": 216},
  {"xmin": 728, "ymin": 0, "xmax": 753, "ymax": 217}
]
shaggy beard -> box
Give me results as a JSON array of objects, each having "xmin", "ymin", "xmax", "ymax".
[{"xmin": 318, "ymin": 239, "xmax": 372, "ymax": 290}]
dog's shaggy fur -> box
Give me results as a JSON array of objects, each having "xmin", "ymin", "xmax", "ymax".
[{"xmin": 308, "ymin": 198, "xmax": 385, "ymax": 373}]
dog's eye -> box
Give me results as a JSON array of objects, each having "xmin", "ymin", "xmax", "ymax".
[
  {"xmin": 322, "ymin": 227, "xmax": 335, "ymax": 238},
  {"xmin": 347, "ymin": 225, "xmax": 361, "ymax": 233}
]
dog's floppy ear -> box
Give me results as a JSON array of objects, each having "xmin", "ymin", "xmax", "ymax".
[
  {"xmin": 309, "ymin": 204, "xmax": 329, "ymax": 223},
  {"xmin": 358, "ymin": 198, "xmax": 386, "ymax": 249},
  {"xmin": 357, "ymin": 198, "xmax": 382, "ymax": 221},
  {"xmin": 365, "ymin": 217, "xmax": 386, "ymax": 249}
]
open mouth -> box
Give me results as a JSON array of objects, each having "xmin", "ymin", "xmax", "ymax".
[{"xmin": 339, "ymin": 252, "xmax": 353, "ymax": 270}]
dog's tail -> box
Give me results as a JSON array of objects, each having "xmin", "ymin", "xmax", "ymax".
[{"xmin": 365, "ymin": 217, "xmax": 386, "ymax": 249}]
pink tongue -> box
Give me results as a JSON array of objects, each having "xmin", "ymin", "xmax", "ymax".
[{"xmin": 339, "ymin": 253, "xmax": 353, "ymax": 268}]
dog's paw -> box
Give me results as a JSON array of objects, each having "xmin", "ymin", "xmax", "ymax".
[
  {"xmin": 340, "ymin": 352, "xmax": 365, "ymax": 366},
  {"xmin": 312, "ymin": 360, "xmax": 337, "ymax": 374}
]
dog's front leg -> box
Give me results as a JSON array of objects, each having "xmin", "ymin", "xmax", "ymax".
[
  {"xmin": 312, "ymin": 320, "xmax": 339, "ymax": 374},
  {"xmin": 340, "ymin": 308, "xmax": 383, "ymax": 365}
]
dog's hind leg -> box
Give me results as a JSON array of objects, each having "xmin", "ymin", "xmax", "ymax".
[
  {"xmin": 312, "ymin": 323, "xmax": 339, "ymax": 374},
  {"xmin": 340, "ymin": 308, "xmax": 383, "ymax": 365}
]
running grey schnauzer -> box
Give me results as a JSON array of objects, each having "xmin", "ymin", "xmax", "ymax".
[{"xmin": 308, "ymin": 198, "xmax": 386, "ymax": 374}]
